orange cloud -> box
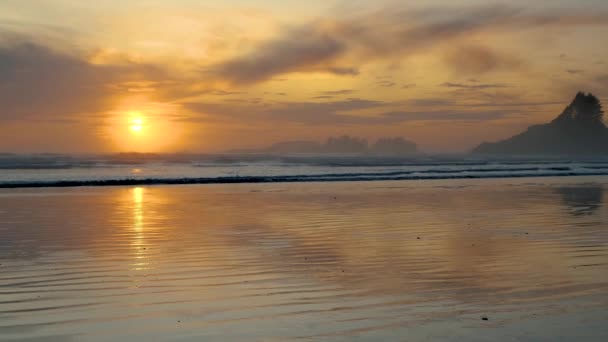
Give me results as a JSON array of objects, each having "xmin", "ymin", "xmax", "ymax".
[{"xmin": 208, "ymin": 4, "xmax": 608, "ymax": 84}]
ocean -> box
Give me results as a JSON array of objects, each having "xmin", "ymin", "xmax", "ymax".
[{"xmin": 2, "ymin": 154, "xmax": 608, "ymax": 187}]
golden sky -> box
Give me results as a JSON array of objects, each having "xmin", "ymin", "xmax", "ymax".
[{"xmin": 1, "ymin": 0, "xmax": 608, "ymax": 153}]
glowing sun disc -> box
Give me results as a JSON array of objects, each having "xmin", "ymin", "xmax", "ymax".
[{"xmin": 130, "ymin": 117, "xmax": 144, "ymax": 133}]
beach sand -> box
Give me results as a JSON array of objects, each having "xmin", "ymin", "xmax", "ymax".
[{"xmin": 1, "ymin": 177, "xmax": 608, "ymax": 341}]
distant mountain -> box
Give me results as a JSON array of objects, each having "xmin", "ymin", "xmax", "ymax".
[
  {"xmin": 264, "ymin": 141, "xmax": 322, "ymax": 154},
  {"xmin": 370, "ymin": 137, "xmax": 417, "ymax": 154},
  {"xmin": 473, "ymin": 92, "xmax": 608, "ymax": 155},
  {"xmin": 237, "ymin": 136, "xmax": 418, "ymax": 155},
  {"xmin": 323, "ymin": 136, "xmax": 369, "ymax": 154}
]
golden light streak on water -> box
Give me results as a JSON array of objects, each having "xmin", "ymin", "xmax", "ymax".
[{"xmin": 131, "ymin": 187, "xmax": 148, "ymax": 271}]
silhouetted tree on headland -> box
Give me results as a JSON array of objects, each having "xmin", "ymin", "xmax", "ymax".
[
  {"xmin": 474, "ymin": 92, "xmax": 608, "ymax": 155},
  {"xmin": 552, "ymin": 92, "xmax": 604, "ymax": 126}
]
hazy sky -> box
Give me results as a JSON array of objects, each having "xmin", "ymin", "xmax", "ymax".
[{"xmin": 1, "ymin": 0, "xmax": 608, "ymax": 153}]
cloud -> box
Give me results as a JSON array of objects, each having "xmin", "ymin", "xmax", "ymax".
[
  {"xmin": 376, "ymin": 80, "xmax": 396, "ymax": 88},
  {"xmin": 186, "ymin": 98, "xmax": 386, "ymax": 125},
  {"xmin": 202, "ymin": 89, "xmax": 246, "ymax": 96},
  {"xmin": 381, "ymin": 110, "xmax": 512, "ymax": 122},
  {"xmin": 0, "ymin": 40, "xmax": 165, "ymax": 122},
  {"xmin": 406, "ymin": 98, "xmax": 455, "ymax": 107},
  {"xmin": 326, "ymin": 66, "xmax": 359, "ymax": 76},
  {"xmin": 312, "ymin": 89, "xmax": 357, "ymax": 99},
  {"xmin": 208, "ymin": 26, "xmax": 352, "ymax": 84},
  {"xmin": 597, "ymin": 75, "xmax": 608, "ymax": 86},
  {"xmin": 185, "ymin": 97, "xmax": 517, "ymax": 126},
  {"xmin": 443, "ymin": 45, "xmax": 522, "ymax": 74},
  {"xmin": 466, "ymin": 100, "xmax": 564, "ymax": 108},
  {"xmin": 441, "ymin": 82, "xmax": 511, "ymax": 90},
  {"xmin": 319, "ymin": 89, "xmax": 356, "ymax": 96},
  {"xmin": 208, "ymin": 4, "xmax": 608, "ymax": 84}
]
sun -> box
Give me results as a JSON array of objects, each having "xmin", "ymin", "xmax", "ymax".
[
  {"xmin": 129, "ymin": 116, "xmax": 144, "ymax": 133},
  {"xmin": 106, "ymin": 101, "xmax": 186, "ymax": 152}
]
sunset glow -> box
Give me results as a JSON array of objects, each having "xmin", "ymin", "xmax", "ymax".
[{"xmin": 0, "ymin": 1, "xmax": 607, "ymax": 153}]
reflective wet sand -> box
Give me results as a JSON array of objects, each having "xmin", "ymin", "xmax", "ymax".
[{"xmin": 1, "ymin": 177, "xmax": 608, "ymax": 341}]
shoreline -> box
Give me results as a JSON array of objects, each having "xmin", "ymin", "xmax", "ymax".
[{"xmin": 3, "ymin": 171, "xmax": 608, "ymax": 189}]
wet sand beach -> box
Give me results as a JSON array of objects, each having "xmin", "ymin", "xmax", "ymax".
[{"xmin": 1, "ymin": 177, "xmax": 608, "ymax": 341}]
